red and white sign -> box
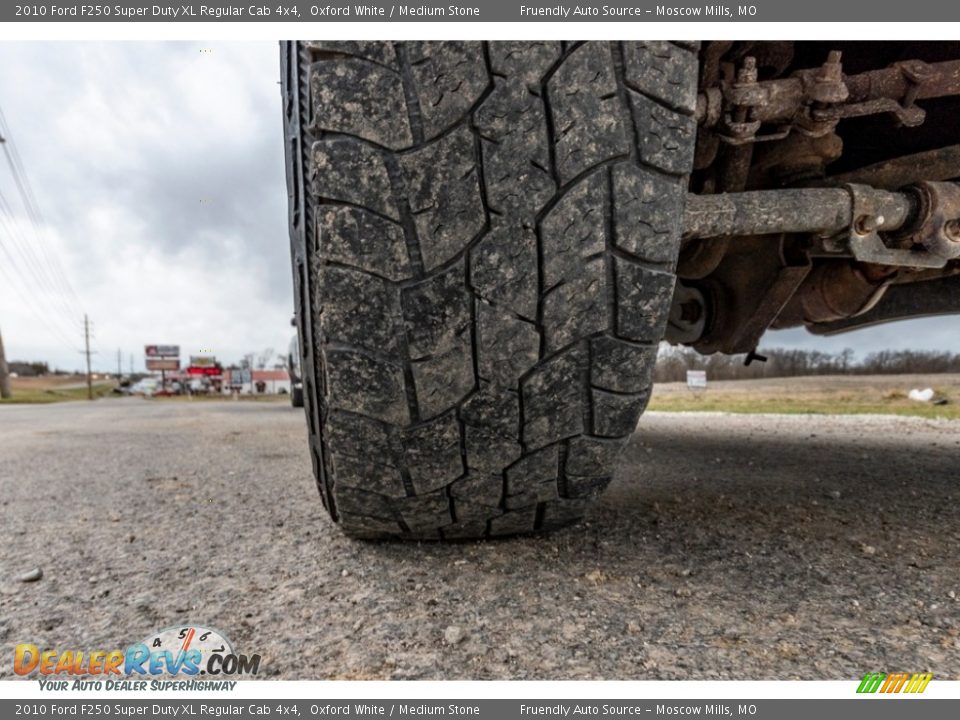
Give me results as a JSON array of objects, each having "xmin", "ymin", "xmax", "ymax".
[
  {"xmin": 145, "ymin": 345, "xmax": 180, "ymax": 358},
  {"xmin": 187, "ymin": 366, "xmax": 222, "ymax": 377},
  {"xmin": 146, "ymin": 358, "xmax": 180, "ymax": 371}
]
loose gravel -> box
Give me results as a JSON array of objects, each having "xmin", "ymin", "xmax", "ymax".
[{"xmin": 1, "ymin": 399, "xmax": 958, "ymax": 680}]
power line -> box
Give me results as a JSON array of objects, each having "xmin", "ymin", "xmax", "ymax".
[
  {"xmin": 0, "ymin": 157, "xmax": 80, "ymax": 319},
  {"xmin": 0, "ymin": 190, "xmax": 79, "ymax": 324},
  {"xmin": 0, "ymin": 101, "xmax": 87, "ymax": 358},
  {"xmin": 0, "ymin": 216, "xmax": 82, "ymax": 344},
  {"xmin": 0, "ymin": 105, "xmax": 83, "ymax": 311},
  {"xmin": 0, "ymin": 233, "xmax": 78, "ymax": 349}
]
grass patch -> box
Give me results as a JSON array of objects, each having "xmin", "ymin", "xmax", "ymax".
[
  {"xmin": 648, "ymin": 394, "xmax": 960, "ymax": 419},
  {"xmin": 0, "ymin": 382, "xmax": 115, "ymax": 404}
]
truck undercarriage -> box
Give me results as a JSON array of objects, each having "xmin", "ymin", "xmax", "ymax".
[{"xmin": 671, "ymin": 41, "xmax": 960, "ymax": 356}]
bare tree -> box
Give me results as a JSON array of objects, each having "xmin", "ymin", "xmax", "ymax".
[
  {"xmin": 655, "ymin": 345, "xmax": 960, "ymax": 382},
  {"xmin": 255, "ymin": 348, "xmax": 274, "ymax": 370}
]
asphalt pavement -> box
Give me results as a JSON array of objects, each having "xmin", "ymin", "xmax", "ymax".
[{"xmin": 1, "ymin": 398, "xmax": 958, "ymax": 679}]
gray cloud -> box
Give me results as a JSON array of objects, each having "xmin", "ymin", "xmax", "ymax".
[{"xmin": 0, "ymin": 41, "xmax": 293, "ymax": 371}]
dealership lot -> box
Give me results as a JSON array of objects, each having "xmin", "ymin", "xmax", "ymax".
[{"xmin": 1, "ymin": 400, "xmax": 958, "ymax": 679}]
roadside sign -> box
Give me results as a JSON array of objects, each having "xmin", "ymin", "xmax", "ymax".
[
  {"xmin": 686, "ymin": 370, "xmax": 708, "ymax": 389},
  {"xmin": 228, "ymin": 369, "xmax": 251, "ymax": 385},
  {"xmin": 190, "ymin": 355, "xmax": 216, "ymax": 367},
  {"xmin": 145, "ymin": 345, "xmax": 180, "ymax": 358},
  {"xmin": 146, "ymin": 358, "xmax": 180, "ymax": 371},
  {"xmin": 187, "ymin": 366, "xmax": 221, "ymax": 376}
]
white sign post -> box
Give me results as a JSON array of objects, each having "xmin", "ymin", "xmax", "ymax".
[{"xmin": 686, "ymin": 370, "xmax": 707, "ymax": 396}]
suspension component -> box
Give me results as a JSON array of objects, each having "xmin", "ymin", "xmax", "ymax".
[
  {"xmin": 683, "ymin": 182, "xmax": 960, "ymax": 269},
  {"xmin": 697, "ymin": 55, "xmax": 960, "ymax": 144}
]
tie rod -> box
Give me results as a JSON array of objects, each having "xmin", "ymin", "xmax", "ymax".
[{"xmin": 683, "ymin": 182, "xmax": 960, "ymax": 269}]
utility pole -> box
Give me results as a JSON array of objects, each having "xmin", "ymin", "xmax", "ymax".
[
  {"xmin": 82, "ymin": 314, "xmax": 93, "ymax": 400},
  {"xmin": 116, "ymin": 348, "xmax": 122, "ymax": 381},
  {"xmin": 0, "ymin": 326, "xmax": 11, "ymax": 399},
  {"xmin": 129, "ymin": 353, "xmax": 134, "ymax": 375}
]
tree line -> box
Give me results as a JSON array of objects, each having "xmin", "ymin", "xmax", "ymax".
[{"xmin": 654, "ymin": 346, "xmax": 960, "ymax": 382}]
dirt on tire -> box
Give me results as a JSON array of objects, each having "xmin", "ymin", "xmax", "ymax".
[{"xmin": 282, "ymin": 41, "xmax": 698, "ymax": 539}]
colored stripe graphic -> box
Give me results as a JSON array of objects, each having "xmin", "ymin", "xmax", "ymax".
[
  {"xmin": 905, "ymin": 673, "xmax": 933, "ymax": 693},
  {"xmin": 857, "ymin": 673, "xmax": 886, "ymax": 693},
  {"xmin": 857, "ymin": 672, "xmax": 932, "ymax": 694}
]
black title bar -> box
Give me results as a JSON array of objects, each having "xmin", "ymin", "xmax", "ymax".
[{"xmin": 6, "ymin": 1, "xmax": 960, "ymax": 22}]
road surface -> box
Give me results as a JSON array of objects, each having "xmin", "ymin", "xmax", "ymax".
[{"xmin": 1, "ymin": 399, "xmax": 958, "ymax": 679}]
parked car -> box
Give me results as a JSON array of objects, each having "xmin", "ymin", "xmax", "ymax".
[
  {"xmin": 129, "ymin": 378, "xmax": 159, "ymax": 396},
  {"xmin": 188, "ymin": 377, "xmax": 208, "ymax": 394}
]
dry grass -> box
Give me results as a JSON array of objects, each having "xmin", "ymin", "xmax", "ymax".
[
  {"xmin": 649, "ymin": 373, "xmax": 960, "ymax": 419},
  {"xmin": 1, "ymin": 375, "xmax": 115, "ymax": 404},
  {"xmin": 149, "ymin": 392, "xmax": 288, "ymax": 403}
]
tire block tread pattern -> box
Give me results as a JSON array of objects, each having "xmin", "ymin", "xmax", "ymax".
[{"xmin": 296, "ymin": 41, "xmax": 696, "ymax": 539}]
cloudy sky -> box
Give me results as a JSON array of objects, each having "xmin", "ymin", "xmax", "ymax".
[
  {"xmin": 0, "ymin": 41, "xmax": 955, "ymax": 373},
  {"xmin": 0, "ymin": 42, "xmax": 289, "ymax": 373}
]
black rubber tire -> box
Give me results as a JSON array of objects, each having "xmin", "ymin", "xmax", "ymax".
[
  {"xmin": 291, "ymin": 385, "xmax": 304, "ymax": 408},
  {"xmin": 282, "ymin": 41, "xmax": 698, "ymax": 540}
]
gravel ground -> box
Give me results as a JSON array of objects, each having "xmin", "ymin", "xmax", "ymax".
[{"xmin": 1, "ymin": 398, "xmax": 959, "ymax": 680}]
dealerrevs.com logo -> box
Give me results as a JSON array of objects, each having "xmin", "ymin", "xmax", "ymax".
[{"xmin": 14, "ymin": 625, "xmax": 260, "ymax": 691}]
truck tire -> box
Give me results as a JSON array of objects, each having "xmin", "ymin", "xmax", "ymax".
[
  {"xmin": 282, "ymin": 41, "xmax": 698, "ymax": 539},
  {"xmin": 291, "ymin": 385, "xmax": 304, "ymax": 408}
]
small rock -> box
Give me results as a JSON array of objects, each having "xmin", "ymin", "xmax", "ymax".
[
  {"xmin": 949, "ymin": 591, "xmax": 956, "ymax": 600},
  {"xmin": 826, "ymin": 490, "xmax": 842, "ymax": 500},
  {"xmin": 134, "ymin": 595, "xmax": 155, "ymax": 611},
  {"xmin": 18, "ymin": 568, "xmax": 43, "ymax": 583},
  {"xmin": 626, "ymin": 621, "xmax": 642, "ymax": 634},
  {"xmin": 341, "ymin": 569, "xmax": 350, "ymax": 577},
  {"xmin": 471, "ymin": 642, "xmax": 490, "ymax": 658},
  {"xmin": 861, "ymin": 544, "xmax": 877, "ymax": 556},
  {"xmin": 443, "ymin": 625, "xmax": 465, "ymax": 645},
  {"xmin": 561, "ymin": 621, "xmax": 580, "ymax": 640},
  {"xmin": 675, "ymin": 587, "xmax": 692, "ymax": 598}
]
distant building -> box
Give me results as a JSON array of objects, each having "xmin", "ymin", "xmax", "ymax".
[
  {"xmin": 253, "ymin": 369, "xmax": 291, "ymax": 394},
  {"xmin": 224, "ymin": 368, "xmax": 291, "ymax": 395}
]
